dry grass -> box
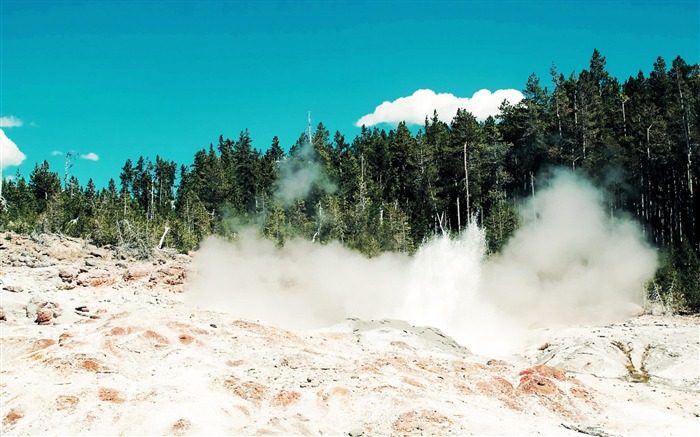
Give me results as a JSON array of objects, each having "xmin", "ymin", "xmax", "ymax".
[{"xmin": 612, "ymin": 341, "xmax": 650, "ymax": 383}]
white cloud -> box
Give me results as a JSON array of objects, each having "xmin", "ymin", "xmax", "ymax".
[
  {"xmin": 0, "ymin": 129, "xmax": 27, "ymax": 169},
  {"xmin": 51, "ymin": 150, "xmax": 63, "ymax": 156},
  {"xmin": 80, "ymin": 152, "xmax": 99, "ymax": 161},
  {"xmin": 0, "ymin": 116, "xmax": 23, "ymax": 128},
  {"xmin": 355, "ymin": 88, "xmax": 524, "ymax": 127}
]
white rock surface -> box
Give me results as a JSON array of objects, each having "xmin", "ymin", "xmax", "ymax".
[{"xmin": 1, "ymin": 233, "xmax": 698, "ymax": 436}]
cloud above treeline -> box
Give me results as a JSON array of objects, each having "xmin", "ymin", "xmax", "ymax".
[
  {"xmin": 0, "ymin": 116, "xmax": 23, "ymax": 128},
  {"xmin": 0, "ymin": 129, "xmax": 27, "ymax": 169},
  {"xmin": 51, "ymin": 150, "xmax": 100, "ymax": 161},
  {"xmin": 80, "ymin": 152, "xmax": 99, "ymax": 161},
  {"xmin": 356, "ymin": 88, "xmax": 524, "ymax": 127}
]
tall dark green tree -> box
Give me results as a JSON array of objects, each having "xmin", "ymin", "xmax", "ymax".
[
  {"xmin": 29, "ymin": 161, "xmax": 61, "ymax": 213},
  {"xmin": 232, "ymin": 129, "xmax": 260, "ymax": 213}
]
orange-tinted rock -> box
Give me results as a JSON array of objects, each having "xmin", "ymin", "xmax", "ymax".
[
  {"xmin": 98, "ymin": 388, "xmax": 123, "ymax": 402},
  {"xmin": 401, "ymin": 377, "xmax": 426, "ymax": 388},
  {"xmin": 81, "ymin": 359, "xmax": 100, "ymax": 372},
  {"xmin": 88, "ymin": 276, "xmax": 116, "ymax": 287},
  {"xmin": 393, "ymin": 409, "xmax": 451, "ymax": 433},
  {"xmin": 272, "ymin": 390, "xmax": 302, "ymax": 407},
  {"xmin": 518, "ymin": 365, "xmax": 566, "ymax": 381},
  {"xmin": 143, "ymin": 330, "xmax": 169, "ymax": 345},
  {"xmin": 570, "ymin": 386, "xmax": 593, "ymax": 402},
  {"xmin": 35, "ymin": 309, "xmax": 53, "ymax": 325},
  {"xmin": 109, "ymin": 327, "xmax": 127, "ymax": 336},
  {"xmin": 390, "ymin": 341, "xmax": 412, "ymax": 350},
  {"xmin": 3, "ymin": 408, "xmax": 23, "ymax": 426},
  {"xmin": 31, "ymin": 338, "xmax": 56, "ymax": 351},
  {"xmin": 171, "ymin": 418, "xmax": 191, "ymax": 435},
  {"xmin": 518, "ymin": 374, "xmax": 559, "ymax": 396},
  {"xmin": 231, "ymin": 381, "xmax": 268, "ymax": 402},
  {"xmin": 123, "ymin": 267, "xmax": 150, "ymax": 281},
  {"xmin": 475, "ymin": 376, "xmax": 520, "ymax": 410},
  {"xmin": 56, "ymin": 395, "xmax": 80, "ymax": 411}
]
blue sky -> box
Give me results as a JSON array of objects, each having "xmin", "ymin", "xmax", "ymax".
[{"xmin": 1, "ymin": 0, "xmax": 698, "ymax": 188}]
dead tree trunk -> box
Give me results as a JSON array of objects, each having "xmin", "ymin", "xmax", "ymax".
[
  {"xmin": 463, "ymin": 141, "xmax": 470, "ymax": 224},
  {"xmin": 158, "ymin": 226, "xmax": 170, "ymax": 249}
]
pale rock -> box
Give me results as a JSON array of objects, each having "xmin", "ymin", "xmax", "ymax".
[
  {"xmin": 58, "ymin": 268, "xmax": 78, "ymax": 283},
  {"xmin": 89, "ymin": 248, "xmax": 108, "ymax": 258}
]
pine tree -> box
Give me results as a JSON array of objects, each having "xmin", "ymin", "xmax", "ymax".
[
  {"xmin": 29, "ymin": 161, "xmax": 61, "ymax": 213},
  {"xmin": 232, "ymin": 130, "xmax": 259, "ymax": 213}
]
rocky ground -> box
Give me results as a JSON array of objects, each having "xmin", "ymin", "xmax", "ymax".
[{"xmin": 1, "ymin": 232, "xmax": 698, "ymax": 436}]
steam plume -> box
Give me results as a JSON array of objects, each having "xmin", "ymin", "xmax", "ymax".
[
  {"xmin": 274, "ymin": 141, "xmax": 336, "ymax": 206},
  {"xmin": 188, "ymin": 170, "xmax": 658, "ymax": 355},
  {"xmin": 189, "ymin": 230, "xmax": 407, "ymax": 329}
]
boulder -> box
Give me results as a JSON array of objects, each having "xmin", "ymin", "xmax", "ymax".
[
  {"xmin": 27, "ymin": 300, "xmax": 62, "ymax": 325},
  {"xmin": 89, "ymin": 248, "xmax": 108, "ymax": 258},
  {"xmin": 58, "ymin": 269, "xmax": 77, "ymax": 283},
  {"xmin": 4, "ymin": 285, "xmax": 23, "ymax": 293},
  {"xmin": 35, "ymin": 309, "xmax": 53, "ymax": 325}
]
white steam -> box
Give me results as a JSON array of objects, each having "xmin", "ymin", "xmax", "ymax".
[
  {"xmin": 483, "ymin": 171, "xmax": 657, "ymax": 325},
  {"xmin": 274, "ymin": 141, "xmax": 336, "ymax": 206},
  {"xmin": 189, "ymin": 231, "xmax": 407, "ymax": 329},
  {"xmin": 397, "ymin": 170, "xmax": 658, "ymax": 355},
  {"xmin": 187, "ymin": 170, "xmax": 658, "ymax": 356}
]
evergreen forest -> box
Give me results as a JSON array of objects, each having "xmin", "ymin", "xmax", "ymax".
[{"xmin": 2, "ymin": 51, "xmax": 698, "ymax": 311}]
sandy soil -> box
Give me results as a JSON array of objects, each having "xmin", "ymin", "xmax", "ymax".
[{"xmin": 1, "ymin": 233, "xmax": 698, "ymax": 436}]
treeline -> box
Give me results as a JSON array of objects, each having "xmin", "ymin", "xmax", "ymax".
[{"xmin": 1, "ymin": 50, "xmax": 698, "ymax": 310}]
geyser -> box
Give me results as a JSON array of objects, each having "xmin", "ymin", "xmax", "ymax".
[{"xmin": 187, "ymin": 170, "xmax": 658, "ymax": 355}]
